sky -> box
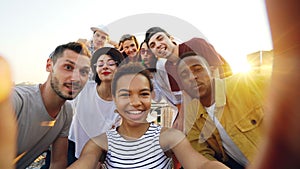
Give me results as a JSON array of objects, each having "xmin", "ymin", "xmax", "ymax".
[{"xmin": 0, "ymin": 0, "xmax": 273, "ymax": 84}]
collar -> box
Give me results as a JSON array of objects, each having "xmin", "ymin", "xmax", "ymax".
[{"xmin": 214, "ymin": 78, "xmax": 226, "ymax": 108}]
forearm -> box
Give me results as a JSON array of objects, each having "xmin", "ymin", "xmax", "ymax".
[{"xmin": 201, "ymin": 160, "xmax": 230, "ymax": 169}]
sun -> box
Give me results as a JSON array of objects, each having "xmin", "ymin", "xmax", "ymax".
[{"xmin": 228, "ymin": 59, "xmax": 252, "ymax": 74}]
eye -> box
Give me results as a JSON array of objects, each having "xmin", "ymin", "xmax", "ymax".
[
  {"xmin": 193, "ymin": 66, "xmax": 205, "ymax": 73},
  {"xmin": 149, "ymin": 43, "xmax": 155, "ymax": 49},
  {"xmin": 180, "ymin": 70, "xmax": 189, "ymax": 79},
  {"xmin": 64, "ymin": 65, "xmax": 74, "ymax": 71},
  {"xmin": 107, "ymin": 61, "xmax": 117, "ymax": 66},
  {"xmin": 140, "ymin": 92, "xmax": 151, "ymax": 97},
  {"xmin": 181, "ymin": 73, "xmax": 188, "ymax": 79},
  {"xmin": 80, "ymin": 69, "xmax": 89, "ymax": 77},
  {"xmin": 157, "ymin": 36, "xmax": 163, "ymax": 41},
  {"xmin": 118, "ymin": 93, "xmax": 130, "ymax": 97},
  {"xmin": 95, "ymin": 63, "xmax": 104, "ymax": 68},
  {"xmin": 101, "ymin": 36, "xmax": 107, "ymax": 40}
]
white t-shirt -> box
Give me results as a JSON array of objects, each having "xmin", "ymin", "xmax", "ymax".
[
  {"xmin": 69, "ymin": 81, "xmax": 120, "ymax": 158},
  {"xmin": 13, "ymin": 85, "xmax": 73, "ymax": 168}
]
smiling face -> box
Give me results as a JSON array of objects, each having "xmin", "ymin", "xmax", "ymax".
[
  {"xmin": 114, "ymin": 73, "xmax": 152, "ymax": 124},
  {"xmin": 178, "ymin": 55, "xmax": 213, "ymax": 102},
  {"xmin": 48, "ymin": 49, "xmax": 90, "ymax": 100},
  {"xmin": 95, "ymin": 54, "xmax": 118, "ymax": 83},
  {"xmin": 148, "ymin": 32, "xmax": 176, "ymax": 59},
  {"xmin": 122, "ymin": 39, "xmax": 138, "ymax": 59}
]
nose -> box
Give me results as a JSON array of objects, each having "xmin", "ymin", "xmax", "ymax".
[
  {"xmin": 71, "ymin": 68, "xmax": 81, "ymax": 81},
  {"xmin": 155, "ymin": 42, "xmax": 162, "ymax": 50},
  {"xmin": 102, "ymin": 62, "xmax": 109, "ymax": 69},
  {"xmin": 129, "ymin": 95, "xmax": 142, "ymax": 107},
  {"xmin": 189, "ymin": 72, "xmax": 198, "ymax": 81}
]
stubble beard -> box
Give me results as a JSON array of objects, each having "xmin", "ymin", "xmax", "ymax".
[{"xmin": 50, "ymin": 75, "xmax": 76, "ymax": 100}]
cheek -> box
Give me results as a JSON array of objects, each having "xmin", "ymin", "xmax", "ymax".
[
  {"xmin": 143, "ymin": 98, "xmax": 152, "ymax": 109},
  {"xmin": 96, "ymin": 67, "xmax": 101, "ymax": 73},
  {"xmin": 181, "ymin": 79, "xmax": 190, "ymax": 88},
  {"xmin": 81, "ymin": 74, "xmax": 90, "ymax": 82},
  {"xmin": 204, "ymin": 76, "xmax": 212, "ymax": 85},
  {"xmin": 115, "ymin": 99, "xmax": 127, "ymax": 109}
]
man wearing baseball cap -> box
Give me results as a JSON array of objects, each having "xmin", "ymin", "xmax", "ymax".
[{"xmin": 89, "ymin": 25, "xmax": 111, "ymax": 54}]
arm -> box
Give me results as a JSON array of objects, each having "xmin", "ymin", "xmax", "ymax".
[
  {"xmin": 0, "ymin": 56, "xmax": 16, "ymax": 169},
  {"xmin": 67, "ymin": 134, "xmax": 106, "ymax": 169},
  {"xmin": 249, "ymin": 0, "xmax": 300, "ymax": 169},
  {"xmin": 173, "ymin": 137, "xmax": 229, "ymax": 169},
  {"xmin": 162, "ymin": 128, "xmax": 228, "ymax": 169},
  {"xmin": 49, "ymin": 137, "xmax": 68, "ymax": 169},
  {"xmin": 161, "ymin": 129, "xmax": 227, "ymax": 169}
]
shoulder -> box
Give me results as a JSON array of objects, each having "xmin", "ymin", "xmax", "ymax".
[
  {"xmin": 91, "ymin": 133, "xmax": 108, "ymax": 151},
  {"xmin": 14, "ymin": 84, "xmax": 38, "ymax": 95},
  {"xmin": 12, "ymin": 85, "xmax": 40, "ymax": 105},
  {"xmin": 180, "ymin": 38, "xmax": 208, "ymax": 48}
]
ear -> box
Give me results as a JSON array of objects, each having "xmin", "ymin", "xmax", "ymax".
[{"xmin": 46, "ymin": 58, "xmax": 53, "ymax": 72}]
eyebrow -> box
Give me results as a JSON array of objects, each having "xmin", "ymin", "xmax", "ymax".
[
  {"xmin": 65, "ymin": 59, "xmax": 76, "ymax": 65},
  {"xmin": 156, "ymin": 35, "xmax": 162, "ymax": 39},
  {"xmin": 97, "ymin": 58, "xmax": 114, "ymax": 62},
  {"xmin": 140, "ymin": 88, "xmax": 151, "ymax": 92},
  {"xmin": 117, "ymin": 88, "xmax": 151, "ymax": 93}
]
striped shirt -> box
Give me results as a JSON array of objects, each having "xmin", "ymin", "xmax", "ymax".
[{"xmin": 104, "ymin": 123, "xmax": 172, "ymax": 169}]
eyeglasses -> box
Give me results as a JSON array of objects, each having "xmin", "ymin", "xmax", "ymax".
[
  {"xmin": 140, "ymin": 49, "xmax": 152, "ymax": 55},
  {"xmin": 94, "ymin": 60, "xmax": 118, "ymax": 68}
]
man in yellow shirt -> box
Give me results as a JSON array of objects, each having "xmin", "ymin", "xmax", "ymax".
[{"xmin": 177, "ymin": 51, "xmax": 270, "ymax": 169}]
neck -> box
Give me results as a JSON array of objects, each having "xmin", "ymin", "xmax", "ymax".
[
  {"xmin": 40, "ymin": 80, "xmax": 65, "ymax": 118},
  {"xmin": 97, "ymin": 82, "xmax": 112, "ymax": 101},
  {"xmin": 201, "ymin": 97, "xmax": 215, "ymax": 107},
  {"xmin": 118, "ymin": 122, "xmax": 150, "ymax": 139},
  {"xmin": 200, "ymin": 80, "xmax": 215, "ymax": 107},
  {"xmin": 168, "ymin": 45, "xmax": 179, "ymax": 64}
]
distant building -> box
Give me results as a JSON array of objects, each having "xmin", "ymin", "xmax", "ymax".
[
  {"xmin": 247, "ymin": 50, "xmax": 273, "ymax": 73},
  {"xmin": 15, "ymin": 81, "xmax": 36, "ymax": 86}
]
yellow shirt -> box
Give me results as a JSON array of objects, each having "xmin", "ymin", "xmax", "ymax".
[{"xmin": 186, "ymin": 72, "xmax": 270, "ymax": 164}]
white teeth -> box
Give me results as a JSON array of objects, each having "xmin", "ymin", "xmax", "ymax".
[{"xmin": 128, "ymin": 111, "xmax": 142, "ymax": 115}]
